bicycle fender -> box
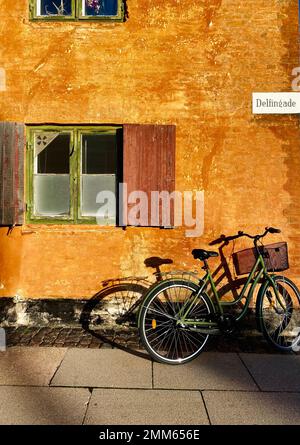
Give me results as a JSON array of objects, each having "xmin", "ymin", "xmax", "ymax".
[{"xmin": 255, "ymin": 274, "xmax": 277, "ymax": 332}]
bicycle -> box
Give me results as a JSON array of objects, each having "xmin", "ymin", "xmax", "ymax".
[{"xmin": 138, "ymin": 227, "xmax": 300, "ymax": 364}]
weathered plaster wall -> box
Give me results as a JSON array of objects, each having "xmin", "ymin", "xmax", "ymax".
[{"xmin": 0, "ymin": 0, "xmax": 299, "ymax": 299}]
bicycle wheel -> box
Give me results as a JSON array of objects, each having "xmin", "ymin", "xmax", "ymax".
[
  {"xmin": 139, "ymin": 279, "xmax": 214, "ymax": 364},
  {"xmin": 256, "ymin": 275, "xmax": 300, "ymax": 352}
]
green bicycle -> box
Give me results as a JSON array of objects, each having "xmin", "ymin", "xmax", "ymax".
[{"xmin": 138, "ymin": 227, "xmax": 300, "ymax": 364}]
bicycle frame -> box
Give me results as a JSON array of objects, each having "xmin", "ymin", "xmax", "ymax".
[{"xmin": 178, "ymin": 254, "xmax": 281, "ymax": 329}]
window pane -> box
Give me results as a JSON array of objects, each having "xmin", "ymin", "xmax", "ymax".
[
  {"xmin": 81, "ymin": 174, "xmax": 116, "ymax": 219},
  {"xmin": 33, "ymin": 132, "xmax": 71, "ymax": 217},
  {"xmin": 81, "ymin": 133, "xmax": 116, "ymax": 174},
  {"xmin": 83, "ymin": 0, "xmax": 118, "ymax": 16},
  {"xmin": 80, "ymin": 132, "xmax": 117, "ymax": 220},
  {"xmin": 38, "ymin": 0, "xmax": 72, "ymax": 16},
  {"xmin": 35, "ymin": 133, "xmax": 70, "ymax": 174},
  {"xmin": 34, "ymin": 175, "xmax": 70, "ymax": 216}
]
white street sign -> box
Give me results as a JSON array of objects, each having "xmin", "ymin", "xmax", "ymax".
[{"xmin": 253, "ymin": 92, "xmax": 300, "ymax": 114}]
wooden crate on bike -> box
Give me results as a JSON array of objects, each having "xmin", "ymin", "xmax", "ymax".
[{"xmin": 232, "ymin": 242, "xmax": 289, "ymax": 276}]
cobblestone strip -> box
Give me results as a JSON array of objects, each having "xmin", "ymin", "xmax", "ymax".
[{"xmin": 3, "ymin": 326, "xmax": 282, "ymax": 353}]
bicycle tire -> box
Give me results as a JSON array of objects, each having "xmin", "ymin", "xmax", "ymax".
[
  {"xmin": 256, "ymin": 275, "xmax": 300, "ymax": 352},
  {"xmin": 138, "ymin": 279, "xmax": 215, "ymax": 364}
]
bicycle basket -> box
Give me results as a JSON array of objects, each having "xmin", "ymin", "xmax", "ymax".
[{"xmin": 232, "ymin": 242, "xmax": 289, "ymax": 276}]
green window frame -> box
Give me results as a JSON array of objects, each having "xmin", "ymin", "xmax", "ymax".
[
  {"xmin": 29, "ymin": 0, "xmax": 125, "ymax": 22},
  {"xmin": 26, "ymin": 125, "xmax": 122, "ymax": 225}
]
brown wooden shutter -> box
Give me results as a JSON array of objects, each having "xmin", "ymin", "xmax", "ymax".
[
  {"xmin": 0, "ymin": 122, "xmax": 25, "ymax": 226},
  {"xmin": 122, "ymin": 124, "xmax": 176, "ymax": 227}
]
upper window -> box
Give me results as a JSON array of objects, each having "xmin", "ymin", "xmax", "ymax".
[{"xmin": 30, "ymin": 0, "xmax": 124, "ymax": 21}]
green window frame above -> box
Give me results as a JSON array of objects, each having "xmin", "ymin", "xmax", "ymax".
[
  {"xmin": 26, "ymin": 125, "xmax": 122, "ymax": 225},
  {"xmin": 29, "ymin": 0, "xmax": 125, "ymax": 22}
]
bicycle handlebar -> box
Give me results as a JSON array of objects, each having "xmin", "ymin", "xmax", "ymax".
[{"xmin": 209, "ymin": 227, "xmax": 281, "ymax": 246}]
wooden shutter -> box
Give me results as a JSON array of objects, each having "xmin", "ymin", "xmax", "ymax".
[
  {"xmin": 0, "ymin": 122, "xmax": 25, "ymax": 226},
  {"xmin": 122, "ymin": 124, "xmax": 176, "ymax": 227}
]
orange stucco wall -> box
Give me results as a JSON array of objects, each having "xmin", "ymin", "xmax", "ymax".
[{"xmin": 0, "ymin": 0, "xmax": 299, "ymax": 299}]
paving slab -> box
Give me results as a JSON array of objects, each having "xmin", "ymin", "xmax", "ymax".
[
  {"xmin": 85, "ymin": 389, "xmax": 209, "ymax": 425},
  {"xmin": 0, "ymin": 386, "xmax": 90, "ymax": 425},
  {"xmin": 51, "ymin": 348, "xmax": 152, "ymax": 388},
  {"xmin": 153, "ymin": 352, "xmax": 258, "ymax": 391},
  {"xmin": 240, "ymin": 353, "xmax": 300, "ymax": 392},
  {"xmin": 0, "ymin": 347, "xmax": 66, "ymax": 386},
  {"xmin": 203, "ymin": 391, "xmax": 300, "ymax": 425}
]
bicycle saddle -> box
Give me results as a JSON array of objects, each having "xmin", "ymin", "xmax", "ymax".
[{"xmin": 192, "ymin": 249, "xmax": 219, "ymax": 261}]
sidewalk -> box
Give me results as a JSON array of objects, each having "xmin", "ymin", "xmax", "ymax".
[{"xmin": 0, "ymin": 346, "xmax": 299, "ymax": 425}]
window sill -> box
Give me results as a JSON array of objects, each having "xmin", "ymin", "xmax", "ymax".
[
  {"xmin": 29, "ymin": 17, "xmax": 125, "ymax": 22},
  {"xmin": 21, "ymin": 225, "xmax": 174, "ymax": 235},
  {"xmin": 21, "ymin": 224, "xmax": 124, "ymax": 234}
]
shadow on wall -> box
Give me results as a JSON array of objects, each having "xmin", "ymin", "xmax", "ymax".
[
  {"xmin": 208, "ymin": 235, "xmax": 248, "ymax": 303},
  {"xmin": 79, "ymin": 245, "xmax": 251, "ymax": 357},
  {"xmin": 79, "ymin": 257, "xmax": 174, "ymax": 360}
]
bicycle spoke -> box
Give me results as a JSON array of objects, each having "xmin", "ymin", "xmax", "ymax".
[
  {"xmin": 145, "ymin": 307, "xmax": 177, "ymax": 321},
  {"xmin": 180, "ymin": 328, "xmax": 203, "ymax": 350},
  {"xmin": 145, "ymin": 319, "xmax": 171, "ymax": 332},
  {"xmin": 145, "ymin": 323, "xmax": 173, "ymax": 339},
  {"xmin": 162, "ymin": 287, "xmax": 177, "ymax": 316},
  {"xmin": 149, "ymin": 325, "xmax": 174, "ymax": 351}
]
